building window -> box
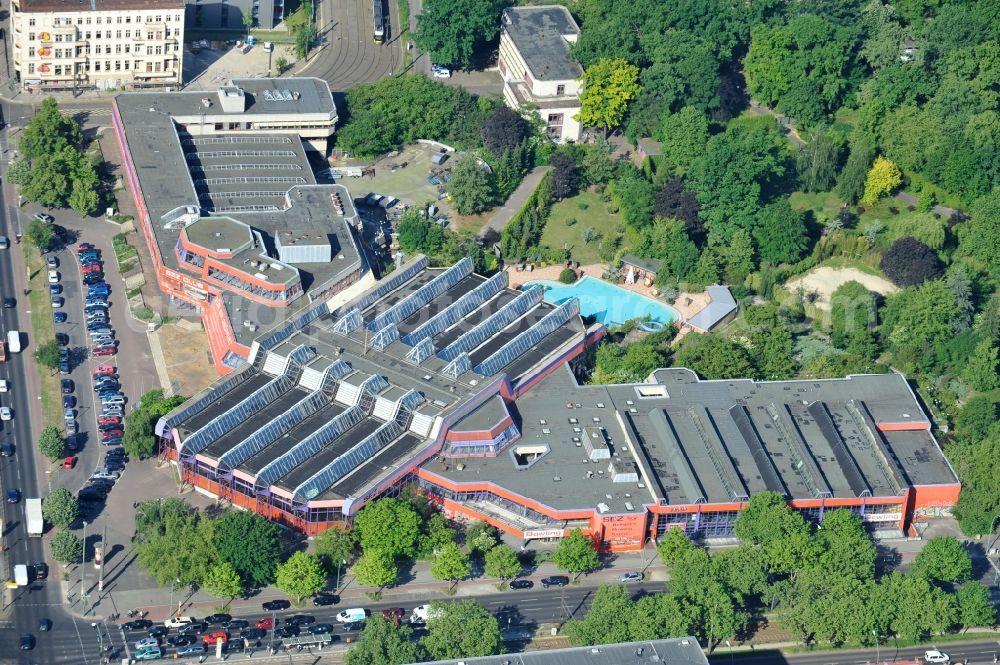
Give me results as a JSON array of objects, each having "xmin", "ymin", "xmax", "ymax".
[
  {"xmin": 155, "ymin": 45, "xmax": 162, "ymax": 55},
  {"xmin": 95, "ymin": 31, "xmax": 101, "ymax": 38},
  {"xmin": 28, "ymin": 64, "xmax": 35, "ymax": 73},
  {"xmin": 29, "ymin": 18, "xmax": 36, "ymax": 27},
  {"xmin": 86, "ymin": 17, "xmax": 91, "ymax": 25},
  {"xmin": 28, "ymin": 33, "xmax": 36, "ymax": 41},
  {"xmin": 95, "ymin": 16, "xmax": 102, "ymax": 24},
  {"xmin": 53, "ymin": 18, "xmax": 61, "ymax": 26},
  {"xmin": 54, "ymin": 34, "xmax": 62, "ymax": 42},
  {"xmin": 116, "ymin": 30, "xmax": 121, "ymax": 38},
  {"xmin": 28, "ymin": 47, "xmax": 35, "ymax": 56},
  {"xmin": 85, "ymin": 31, "xmax": 91, "ymax": 39},
  {"xmin": 94, "ymin": 61, "xmax": 101, "ymax": 71},
  {"xmin": 115, "ymin": 60, "xmax": 121, "ymax": 70},
  {"xmin": 115, "ymin": 44, "xmax": 121, "ymax": 53},
  {"xmin": 556, "ymin": 84, "xmax": 565, "ymax": 95},
  {"xmin": 124, "ymin": 60, "xmax": 130, "ymax": 69},
  {"xmin": 125, "ymin": 44, "xmax": 130, "ymax": 53}
]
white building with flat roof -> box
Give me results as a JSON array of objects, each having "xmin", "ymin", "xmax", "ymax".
[
  {"xmin": 498, "ymin": 5, "xmax": 583, "ymax": 143},
  {"xmin": 11, "ymin": 0, "xmax": 185, "ymax": 92}
]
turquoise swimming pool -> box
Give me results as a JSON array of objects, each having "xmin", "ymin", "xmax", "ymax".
[{"xmin": 525, "ymin": 276, "xmax": 679, "ymax": 327}]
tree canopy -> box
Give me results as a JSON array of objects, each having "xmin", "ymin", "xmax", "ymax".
[
  {"xmin": 413, "ymin": 0, "xmax": 507, "ymax": 69},
  {"xmin": 422, "ymin": 600, "xmax": 503, "ymax": 660},
  {"xmin": 213, "ymin": 510, "xmax": 281, "ymax": 588},
  {"xmin": 578, "ymin": 58, "xmax": 643, "ymax": 137},
  {"xmin": 42, "ymin": 487, "xmax": 78, "ymax": 529},
  {"xmin": 355, "ymin": 498, "xmax": 424, "ymax": 559}
]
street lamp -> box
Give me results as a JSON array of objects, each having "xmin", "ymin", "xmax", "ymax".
[
  {"xmin": 335, "ymin": 559, "xmax": 346, "ymax": 591},
  {"xmin": 81, "ymin": 520, "xmax": 88, "ymax": 616},
  {"xmin": 168, "ymin": 577, "xmax": 180, "ymax": 619},
  {"xmin": 871, "ymin": 630, "xmax": 880, "ymax": 664},
  {"xmin": 725, "ymin": 640, "xmax": 733, "ymax": 665}
]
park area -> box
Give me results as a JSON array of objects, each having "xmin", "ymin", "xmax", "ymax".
[{"xmin": 539, "ymin": 189, "xmax": 626, "ymax": 266}]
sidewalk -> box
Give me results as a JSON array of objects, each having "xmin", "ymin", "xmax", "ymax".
[
  {"xmin": 480, "ymin": 165, "xmax": 550, "ymax": 237},
  {"xmin": 70, "ymin": 544, "xmax": 665, "ymax": 623}
]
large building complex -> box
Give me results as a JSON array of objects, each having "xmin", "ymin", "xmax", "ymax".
[
  {"xmin": 112, "ymin": 78, "xmax": 363, "ymax": 372},
  {"xmin": 498, "ymin": 6, "xmax": 583, "ymax": 143},
  {"xmin": 417, "ymin": 636, "xmax": 710, "ymax": 665},
  {"xmin": 10, "ymin": 0, "xmax": 185, "ymax": 91},
  {"xmin": 158, "ymin": 258, "xmax": 960, "ymax": 549}
]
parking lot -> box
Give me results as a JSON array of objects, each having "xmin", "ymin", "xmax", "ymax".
[{"xmin": 183, "ymin": 41, "xmax": 298, "ymax": 91}]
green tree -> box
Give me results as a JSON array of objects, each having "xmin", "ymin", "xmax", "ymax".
[
  {"xmin": 122, "ymin": 389, "xmax": 186, "ymax": 460},
  {"xmin": 448, "ymin": 154, "xmax": 497, "ymax": 215},
  {"xmin": 430, "ymin": 542, "xmax": 470, "ymax": 587},
  {"xmin": 754, "ymin": 199, "xmax": 808, "ymax": 265},
  {"xmin": 203, "ymin": 562, "xmax": 243, "ymax": 604},
  {"xmin": 420, "ymin": 512, "xmax": 457, "ymax": 557},
  {"xmin": 830, "ymin": 281, "xmax": 878, "ymax": 359},
  {"xmin": 638, "ymin": 218, "xmax": 699, "ymax": 282},
  {"xmin": 963, "ymin": 339, "xmax": 1000, "ymax": 391},
  {"xmin": 50, "ymin": 529, "xmax": 83, "ymax": 564},
  {"xmin": 836, "ymin": 139, "xmax": 875, "ymax": 205},
  {"xmin": 592, "ymin": 336, "xmax": 670, "ymax": 384},
  {"xmin": 422, "ymin": 600, "xmax": 503, "ymax": 660},
  {"xmin": 744, "ymin": 15, "xmax": 858, "ymax": 125},
  {"xmin": 712, "ymin": 545, "xmax": 769, "ymax": 599},
  {"xmin": 886, "ymin": 572, "xmax": 958, "ymax": 640},
  {"xmin": 314, "ymin": 525, "xmax": 357, "ymax": 573},
  {"xmin": 466, "ymin": 521, "xmax": 500, "ymax": 555},
  {"xmin": 952, "ymin": 432, "xmax": 1000, "ymax": 536},
  {"xmin": 959, "ymin": 190, "xmax": 1000, "ymax": 281},
  {"xmin": 628, "ymin": 592, "xmax": 697, "ymax": 641},
  {"xmin": 577, "ymin": 58, "xmax": 642, "ymax": 137},
  {"xmin": 33, "ymin": 339, "xmax": 62, "ymax": 372},
  {"xmin": 861, "ymin": 156, "xmax": 902, "ymax": 206},
  {"xmin": 37, "ymin": 425, "xmax": 66, "ymax": 462},
  {"xmin": 815, "ymin": 509, "xmax": 876, "ymax": 580},
  {"xmin": 552, "ymin": 528, "xmax": 600, "ymax": 579},
  {"xmin": 213, "ymin": 510, "xmax": 281, "ymax": 588},
  {"xmin": 345, "ymin": 616, "xmax": 427, "ymax": 665},
  {"xmin": 611, "ymin": 169, "xmax": 656, "ymax": 229},
  {"xmin": 657, "ymin": 106, "xmax": 710, "ymax": 176},
  {"xmin": 42, "ymin": 487, "xmax": 78, "ymax": 529},
  {"xmin": 957, "ymin": 581, "xmax": 996, "ymax": 630},
  {"xmin": 138, "ymin": 509, "xmax": 217, "ymax": 587},
  {"xmin": 657, "ymin": 528, "xmax": 698, "ymax": 566},
  {"xmin": 293, "ymin": 22, "xmax": 317, "ymax": 60},
  {"xmin": 733, "ymin": 491, "xmax": 816, "ymax": 574},
  {"xmin": 275, "ymin": 551, "xmax": 327, "ymax": 602},
  {"xmin": 687, "ymin": 115, "xmax": 788, "ymax": 239},
  {"xmin": 355, "ymin": 498, "xmax": 424, "ymax": 559},
  {"xmin": 353, "ymin": 548, "xmax": 399, "ymax": 589},
  {"xmin": 412, "ymin": 0, "xmax": 506, "ymax": 68},
  {"xmin": 954, "ymin": 396, "xmax": 999, "ymax": 440},
  {"xmin": 796, "ymin": 127, "xmax": 843, "ymax": 192},
  {"xmin": 912, "ymin": 536, "xmax": 973, "ymax": 584},
  {"xmin": 675, "ymin": 334, "xmax": 758, "ymax": 380},
  {"xmin": 880, "ymin": 279, "xmax": 962, "ymax": 373},
  {"xmin": 483, "ymin": 544, "xmax": 521, "ymax": 584},
  {"xmin": 25, "ymin": 218, "xmax": 56, "ymax": 252},
  {"xmin": 565, "ymin": 584, "xmax": 634, "ymax": 646},
  {"xmin": 743, "ymin": 304, "xmax": 797, "ymax": 380}
]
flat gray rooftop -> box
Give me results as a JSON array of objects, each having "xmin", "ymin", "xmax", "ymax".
[
  {"xmin": 116, "ymin": 78, "xmax": 335, "ymax": 118},
  {"xmin": 418, "ymin": 636, "xmax": 709, "ymax": 665},
  {"xmin": 501, "ymin": 6, "xmax": 583, "ymax": 82},
  {"xmin": 428, "ymin": 366, "xmax": 957, "ymax": 514}
]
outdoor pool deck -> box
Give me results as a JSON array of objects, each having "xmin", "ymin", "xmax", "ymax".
[{"xmin": 524, "ymin": 276, "xmax": 680, "ymax": 327}]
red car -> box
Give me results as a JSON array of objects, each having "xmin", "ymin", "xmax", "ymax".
[
  {"xmin": 94, "ymin": 365, "xmax": 117, "ymax": 376},
  {"xmin": 82, "ymin": 264, "xmax": 103, "ymax": 274},
  {"xmin": 63, "ymin": 456, "xmax": 77, "ymax": 469},
  {"xmin": 92, "ymin": 346, "xmax": 116, "ymax": 357},
  {"xmin": 255, "ymin": 617, "xmax": 274, "ymax": 630},
  {"xmin": 101, "ymin": 429, "xmax": 124, "ymax": 439},
  {"xmin": 202, "ymin": 631, "xmax": 228, "ymax": 645},
  {"xmin": 382, "ymin": 607, "xmax": 404, "ymax": 625},
  {"xmin": 77, "ymin": 243, "xmax": 95, "ymax": 252},
  {"xmin": 98, "ymin": 416, "xmax": 121, "ymax": 426}
]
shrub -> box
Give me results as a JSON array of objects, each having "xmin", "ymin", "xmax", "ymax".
[
  {"xmin": 577, "ymin": 202, "xmax": 589, "ymax": 210},
  {"xmin": 558, "ymin": 268, "xmax": 577, "ymax": 284},
  {"xmin": 880, "ymin": 237, "xmax": 943, "ymax": 287}
]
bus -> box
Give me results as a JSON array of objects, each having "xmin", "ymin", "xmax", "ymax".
[{"xmin": 373, "ymin": 0, "xmax": 385, "ymax": 43}]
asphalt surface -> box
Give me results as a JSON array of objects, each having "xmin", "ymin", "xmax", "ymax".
[
  {"xmin": 302, "ymin": 0, "xmax": 407, "ymax": 90},
  {"xmin": 713, "ymin": 641, "xmax": 1000, "ymax": 665}
]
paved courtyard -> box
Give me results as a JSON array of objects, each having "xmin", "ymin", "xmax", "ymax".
[{"xmin": 184, "ymin": 41, "xmax": 299, "ymax": 91}]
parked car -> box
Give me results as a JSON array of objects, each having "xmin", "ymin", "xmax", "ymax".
[
  {"xmin": 925, "ymin": 651, "xmax": 950, "ymax": 664},
  {"xmin": 286, "ymin": 614, "xmax": 316, "ymax": 626},
  {"xmin": 47, "ymin": 270, "xmax": 59, "ymax": 283},
  {"xmin": 540, "ymin": 576, "xmax": 570, "ymax": 588},
  {"xmin": 92, "ymin": 347, "xmax": 116, "ymax": 357},
  {"xmin": 147, "ymin": 625, "xmax": 168, "ymax": 638},
  {"xmin": 202, "ymin": 630, "xmax": 228, "ymax": 645},
  {"xmin": 178, "ymin": 643, "xmax": 206, "ymax": 656},
  {"xmin": 308, "ymin": 623, "xmax": 334, "ymax": 635},
  {"xmin": 63, "ymin": 456, "xmax": 77, "ymax": 470},
  {"xmin": 167, "ymin": 634, "xmax": 196, "ymax": 647},
  {"xmin": 46, "ymin": 256, "xmax": 59, "ymax": 268},
  {"xmin": 223, "ymin": 619, "xmax": 248, "ymax": 630},
  {"xmin": 54, "ymin": 312, "xmax": 67, "ymax": 323},
  {"xmin": 94, "ymin": 365, "xmax": 116, "ymax": 375},
  {"xmin": 33, "ymin": 212, "xmax": 54, "ymax": 223},
  {"xmin": 255, "ymin": 617, "xmax": 275, "ymax": 630},
  {"xmin": 32, "ymin": 562, "xmax": 48, "ymax": 580},
  {"xmin": 61, "ymin": 379, "xmax": 74, "ymax": 394},
  {"xmin": 164, "ymin": 616, "xmax": 195, "ymax": 629},
  {"xmin": 48, "ymin": 284, "xmax": 61, "ymax": 295},
  {"xmin": 122, "ymin": 619, "xmax": 153, "ymax": 631},
  {"xmin": 205, "ymin": 613, "xmax": 231, "ymax": 625},
  {"xmin": 6, "ymin": 488, "xmax": 20, "ymax": 503},
  {"xmin": 55, "ymin": 333, "xmax": 69, "ymax": 346},
  {"xmin": 262, "ymin": 600, "xmax": 290, "ymax": 612},
  {"xmin": 432, "ymin": 65, "xmax": 451, "ymax": 78},
  {"xmin": 312, "ymin": 593, "xmax": 338, "ymax": 606},
  {"xmin": 509, "ymin": 579, "xmax": 534, "ymax": 590},
  {"xmin": 239, "ymin": 627, "xmax": 266, "ymax": 640},
  {"xmin": 275, "ymin": 625, "xmax": 299, "ymax": 638},
  {"xmin": 619, "ymin": 571, "xmax": 643, "ymax": 583}
]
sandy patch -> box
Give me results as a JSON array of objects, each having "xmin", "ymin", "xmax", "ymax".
[{"xmin": 785, "ymin": 266, "xmax": 898, "ymax": 311}]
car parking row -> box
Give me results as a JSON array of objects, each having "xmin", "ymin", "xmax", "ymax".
[{"xmin": 53, "ymin": 242, "xmax": 131, "ymax": 504}]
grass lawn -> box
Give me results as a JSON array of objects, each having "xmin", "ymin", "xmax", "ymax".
[
  {"xmin": 25, "ymin": 252, "xmax": 63, "ymax": 430},
  {"xmin": 540, "ymin": 189, "xmax": 625, "ymax": 265},
  {"xmin": 789, "ymin": 189, "xmax": 944, "ymax": 246}
]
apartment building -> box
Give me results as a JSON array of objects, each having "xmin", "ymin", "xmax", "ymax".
[
  {"xmin": 498, "ymin": 5, "xmax": 583, "ymax": 143},
  {"xmin": 10, "ymin": 0, "xmax": 185, "ymax": 91}
]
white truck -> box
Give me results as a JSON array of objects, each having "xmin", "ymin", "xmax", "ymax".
[
  {"xmin": 335, "ymin": 608, "xmax": 369, "ymax": 624},
  {"xmin": 26, "ymin": 498, "xmax": 43, "ymax": 537},
  {"xmin": 6, "ymin": 330, "xmax": 21, "ymax": 354},
  {"xmin": 14, "ymin": 564, "xmax": 29, "ymax": 586},
  {"xmin": 409, "ymin": 604, "xmax": 443, "ymax": 624}
]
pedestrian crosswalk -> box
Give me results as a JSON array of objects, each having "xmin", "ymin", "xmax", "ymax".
[{"xmin": 62, "ymin": 107, "xmax": 112, "ymax": 116}]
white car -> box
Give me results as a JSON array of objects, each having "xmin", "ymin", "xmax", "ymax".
[
  {"xmin": 164, "ymin": 616, "xmax": 194, "ymax": 628},
  {"xmin": 924, "ymin": 651, "xmax": 950, "ymax": 664},
  {"xmin": 51, "ymin": 296, "xmax": 64, "ymax": 308},
  {"xmin": 0, "ymin": 379, "xmax": 9, "ymax": 392},
  {"xmin": 0, "ymin": 407, "xmax": 12, "ymax": 421},
  {"xmin": 47, "ymin": 270, "xmax": 60, "ymax": 284},
  {"xmin": 263, "ymin": 41, "xmax": 273, "ymax": 53},
  {"xmin": 431, "ymin": 65, "xmax": 451, "ymax": 79}
]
